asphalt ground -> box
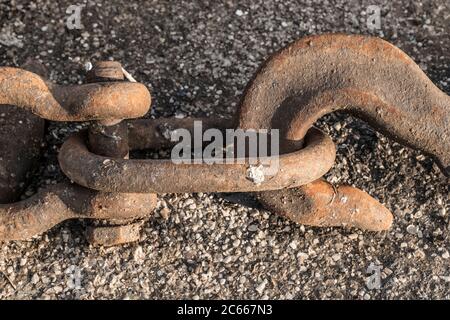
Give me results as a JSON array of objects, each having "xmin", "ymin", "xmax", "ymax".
[{"xmin": 0, "ymin": 0, "xmax": 449, "ymax": 299}]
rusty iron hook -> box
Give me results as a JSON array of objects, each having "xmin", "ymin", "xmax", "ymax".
[
  {"xmin": 239, "ymin": 34, "xmax": 450, "ymax": 176},
  {"xmin": 1, "ymin": 34, "xmax": 448, "ymax": 241},
  {"xmin": 239, "ymin": 34, "xmax": 449, "ymax": 230}
]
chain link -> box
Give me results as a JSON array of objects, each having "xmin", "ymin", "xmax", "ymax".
[{"xmin": 0, "ymin": 34, "xmax": 449, "ymax": 245}]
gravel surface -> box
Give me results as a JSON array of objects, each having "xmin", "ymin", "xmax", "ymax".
[{"xmin": 0, "ymin": 0, "xmax": 449, "ymax": 299}]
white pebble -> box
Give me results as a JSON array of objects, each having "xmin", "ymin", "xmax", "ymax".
[
  {"xmin": 406, "ymin": 225, "xmax": 417, "ymax": 235},
  {"xmin": 31, "ymin": 273, "xmax": 40, "ymax": 284},
  {"xmin": 133, "ymin": 246, "xmax": 145, "ymax": 263},
  {"xmin": 332, "ymin": 253, "xmax": 341, "ymax": 261},
  {"xmin": 256, "ymin": 280, "xmax": 267, "ymax": 294}
]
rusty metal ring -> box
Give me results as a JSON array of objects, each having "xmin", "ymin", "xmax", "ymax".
[
  {"xmin": 0, "ymin": 67, "xmax": 151, "ymax": 121},
  {"xmin": 58, "ymin": 126, "xmax": 336, "ymax": 193}
]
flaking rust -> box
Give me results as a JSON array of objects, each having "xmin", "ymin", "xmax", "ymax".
[
  {"xmin": 239, "ymin": 34, "xmax": 449, "ymax": 231},
  {"xmin": 0, "ymin": 33, "xmax": 449, "ymax": 243},
  {"xmin": 0, "ymin": 181, "xmax": 157, "ymax": 241},
  {"xmin": 239, "ymin": 34, "xmax": 450, "ymax": 175},
  {"xmin": 257, "ymin": 180, "xmax": 393, "ymax": 231},
  {"xmin": 58, "ymin": 127, "xmax": 335, "ymax": 193},
  {"xmin": 0, "ymin": 67, "xmax": 151, "ymax": 121}
]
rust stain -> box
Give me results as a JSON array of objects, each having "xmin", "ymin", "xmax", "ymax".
[
  {"xmin": 58, "ymin": 126, "xmax": 336, "ymax": 193},
  {"xmin": 0, "ymin": 34, "xmax": 448, "ymax": 241},
  {"xmin": 239, "ymin": 34, "xmax": 450, "ymax": 174},
  {"xmin": 0, "ymin": 68, "xmax": 151, "ymax": 121},
  {"xmin": 257, "ymin": 180, "xmax": 393, "ymax": 231},
  {"xmin": 0, "ymin": 181, "xmax": 156, "ymax": 241}
]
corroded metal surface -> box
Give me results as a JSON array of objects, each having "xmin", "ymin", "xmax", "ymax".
[
  {"xmin": 0, "ymin": 34, "xmax": 449, "ymax": 242},
  {"xmin": 238, "ymin": 34, "xmax": 450, "ymax": 231},
  {"xmin": 128, "ymin": 117, "xmax": 234, "ymax": 150},
  {"xmin": 0, "ymin": 60, "xmax": 47, "ymax": 203},
  {"xmin": 85, "ymin": 61, "xmax": 152, "ymax": 246},
  {"xmin": 0, "ymin": 181, "xmax": 157, "ymax": 241},
  {"xmin": 0, "ymin": 67, "xmax": 151, "ymax": 122},
  {"xmin": 0, "ymin": 60, "xmax": 156, "ymax": 243},
  {"xmin": 239, "ymin": 34, "xmax": 450, "ymax": 176},
  {"xmin": 58, "ymin": 127, "xmax": 335, "ymax": 193},
  {"xmin": 257, "ymin": 180, "xmax": 393, "ymax": 231},
  {"xmin": 88, "ymin": 121, "xmax": 130, "ymax": 158}
]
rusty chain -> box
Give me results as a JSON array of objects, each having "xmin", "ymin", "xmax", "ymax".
[{"xmin": 0, "ymin": 34, "xmax": 448, "ymax": 246}]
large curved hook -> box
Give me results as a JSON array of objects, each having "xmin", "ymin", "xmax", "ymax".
[
  {"xmin": 239, "ymin": 33, "xmax": 450, "ymax": 176},
  {"xmin": 239, "ymin": 34, "xmax": 449, "ymax": 231}
]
